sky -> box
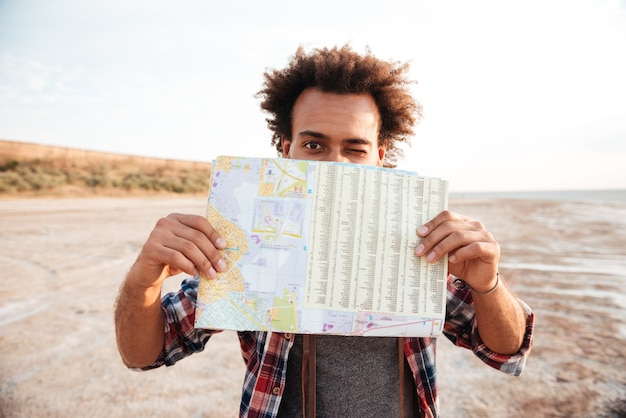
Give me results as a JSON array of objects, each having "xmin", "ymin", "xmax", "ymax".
[{"xmin": 1, "ymin": 0, "xmax": 625, "ymax": 192}]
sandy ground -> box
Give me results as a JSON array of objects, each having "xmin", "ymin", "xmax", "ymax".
[{"xmin": 1, "ymin": 196, "xmax": 625, "ymax": 417}]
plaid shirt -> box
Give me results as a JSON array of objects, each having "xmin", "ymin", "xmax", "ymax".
[{"xmin": 143, "ymin": 276, "xmax": 534, "ymax": 417}]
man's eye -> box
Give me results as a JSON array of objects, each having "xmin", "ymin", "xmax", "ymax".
[{"xmin": 305, "ymin": 142, "xmax": 321, "ymax": 150}]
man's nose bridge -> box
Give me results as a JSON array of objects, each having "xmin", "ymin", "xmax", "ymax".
[{"xmin": 327, "ymin": 147, "xmax": 348, "ymax": 163}]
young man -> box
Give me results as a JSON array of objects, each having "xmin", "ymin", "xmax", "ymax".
[{"xmin": 115, "ymin": 45, "xmax": 534, "ymax": 418}]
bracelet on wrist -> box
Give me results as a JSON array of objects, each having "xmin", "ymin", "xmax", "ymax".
[{"xmin": 471, "ymin": 272, "xmax": 500, "ymax": 295}]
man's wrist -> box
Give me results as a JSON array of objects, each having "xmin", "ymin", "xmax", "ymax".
[
  {"xmin": 123, "ymin": 268, "xmax": 164, "ymax": 308},
  {"xmin": 470, "ymin": 272, "xmax": 500, "ymax": 295}
]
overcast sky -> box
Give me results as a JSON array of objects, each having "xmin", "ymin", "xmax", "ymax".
[{"xmin": 1, "ymin": 0, "xmax": 625, "ymax": 192}]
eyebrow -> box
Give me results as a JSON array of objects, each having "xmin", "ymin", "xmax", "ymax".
[{"xmin": 297, "ymin": 130, "xmax": 373, "ymax": 145}]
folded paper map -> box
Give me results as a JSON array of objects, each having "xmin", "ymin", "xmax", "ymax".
[{"xmin": 194, "ymin": 156, "xmax": 449, "ymax": 337}]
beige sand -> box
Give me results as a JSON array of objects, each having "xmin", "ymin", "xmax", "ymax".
[{"xmin": 1, "ymin": 196, "xmax": 625, "ymax": 417}]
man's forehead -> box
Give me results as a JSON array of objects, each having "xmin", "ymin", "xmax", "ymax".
[
  {"xmin": 293, "ymin": 88, "xmax": 378, "ymax": 110},
  {"xmin": 292, "ymin": 89, "xmax": 380, "ymax": 135}
]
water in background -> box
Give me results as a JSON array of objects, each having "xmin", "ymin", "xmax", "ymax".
[
  {"xmin": 451, "ymin": 189, "xmax": 626, "ymax": 202},
  {"xmin": 449, "ymin": 188, "xmax": 626, "ymax": 339},
  {"xmin": 439, "ymin": 191, "xmax": 626, "ymax": 416}
]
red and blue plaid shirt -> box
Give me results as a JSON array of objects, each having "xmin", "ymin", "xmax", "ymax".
[{"xmin": 142, "ymin": 276, "xmax": 534, "ymax": 417}]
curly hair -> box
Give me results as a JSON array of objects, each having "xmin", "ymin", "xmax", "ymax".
[{"xmin": 256, "ymin": 45, "xmax": 422, "ymax": 168}]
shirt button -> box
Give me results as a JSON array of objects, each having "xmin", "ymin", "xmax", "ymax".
[
  {"xmin": 272, "ymin": 387, "xmax": 281, "ymax": 395},
  {"xmin": 284, "ymin": 333, "xmax": 292, "ymax": 340},
  {"xmin": 452, "ymin": 278, "xmax": 467, "ymax": 290}
]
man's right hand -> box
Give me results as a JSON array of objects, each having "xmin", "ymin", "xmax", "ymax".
[
  {"xmin": 129, "ymin": 213, "xmax": 228, "ymax": 289},
  {"xmin": 115, "ymin": 213, "xmax": 227, "ymax": 368}
]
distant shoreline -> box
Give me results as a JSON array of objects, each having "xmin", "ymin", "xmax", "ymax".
[
  {"xmin": 5, "ymin": 189, "xmax": 624, "ymax": 203},
  {"xmin": 451, "ymin": 189, "xmax": 626, "ymax": 202},
  {"xmin": 3, "ymin": 139, "xmax": 624, "ymax": 201}
]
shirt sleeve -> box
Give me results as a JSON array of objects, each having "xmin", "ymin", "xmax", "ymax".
[
  {"xmin": 443, "ymin": 275, "xmax": 535, "ymax": 376},
  {"xmin": 140, "ymin": 276, "xmax": 222, "ymax": 370}
]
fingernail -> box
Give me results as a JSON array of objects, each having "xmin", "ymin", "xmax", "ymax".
[
  {"xmin": 449, "ymin": 254, "xmax": 457, "ymax": 263},
  {"xmin": 217, "ymin": 259, "xmax": 227, "ymax": 271},
  {"xmin": 216, "ymin": 237, "xmax": 227, "ymax": 248},
  {"xmin": 415, "ymin": 244, "xmax": 425, "ymax": 255},
  {"xmin": 207, "ymin": 267, "xmax": 217, "ymax": 279},
  {"xmin": 418, "ymin": 226, "xmax": 428, "ymax": 236},
  {"xmin": 427, "ymin": 251, "xmax": 436, "ymax": 262}
]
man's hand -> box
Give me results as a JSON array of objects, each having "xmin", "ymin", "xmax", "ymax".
[
  {"xmin": 415, "ymin": 210, "xmax": 527, "ymax": 354},
  {"xmin": 115, "ymin": 213, "xmax": 227, "ymax": 368},
  {"xmin": 129, "ymin": 213, "xmax": 228, "ymax": 289},
  {"xmin": 414, "ymin": 210, "xmax": 499, "ymax": 293}
]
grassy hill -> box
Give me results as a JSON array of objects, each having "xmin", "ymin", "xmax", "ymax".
[{"xmin": 0, "ymin": 139, "xmax": 213, "ymax": 197}]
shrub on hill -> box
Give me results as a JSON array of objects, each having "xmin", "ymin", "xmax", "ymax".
[{"xmin": 0, "ymin": 158, "xmax": 210, "ymax": 195}]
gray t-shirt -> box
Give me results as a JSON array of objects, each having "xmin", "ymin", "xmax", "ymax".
[{"xmin": 278, "ymin": 334, "xmax": 418, "ymax": 417}]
